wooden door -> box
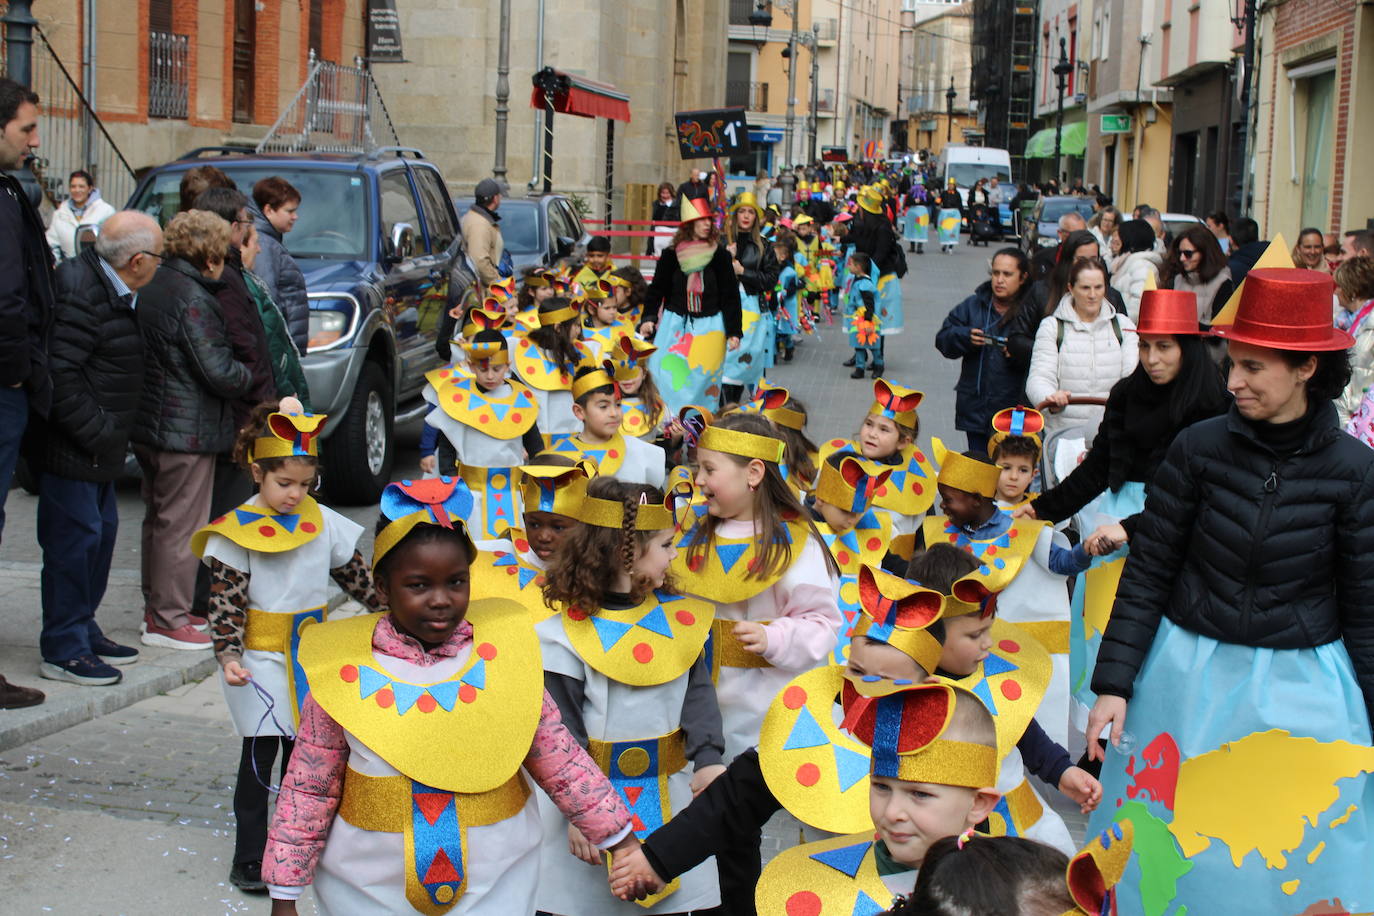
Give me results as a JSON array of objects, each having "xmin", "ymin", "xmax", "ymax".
[{"xmin": 232, "ymin": 0, "xmax": 255, "ymax": 123}]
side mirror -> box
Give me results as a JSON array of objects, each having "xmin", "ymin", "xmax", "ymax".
[
  {"xmin": 76, "ymin": 224, "xmax": 100, "ymax": 255},
  {"xmin": 555, "ymin": 235, "xmax": 575, "ymax": 258},
  {"xmin": 385, "ymin": 222, "xmax": 416, "ymax": 263}
]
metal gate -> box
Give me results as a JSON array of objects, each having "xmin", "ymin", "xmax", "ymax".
[{"xmin": 257, "ymin": 51, "xmax": 401, "ymax": 154}]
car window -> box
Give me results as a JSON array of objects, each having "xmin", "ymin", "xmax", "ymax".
[
  {"xmin": 455, "ymin": 199, "xmax": 542, "ymax": 253},
  {"xmin": 556, "ymin": 199, "xmax": 584, "ymax": 240},
  {"xmin": 414, "ymin": 168, "xmax": 457, "ymax": 252},
  {"xmin": 128, "ymin": 166, "xmax": 370, "ymax": 259},
  {"xmin": 547, "ymin": 200, "xmax": 576, "ymax": 248},
  {"xmin": 1040, "ymin": 198, "xmax": 1094, "ymax": 222},
  {"xmin": 380, "ymin": 170, "xmax": 423, "ymax": 253}
]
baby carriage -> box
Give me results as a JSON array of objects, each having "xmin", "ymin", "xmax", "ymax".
[{"xmin": 968, "ymin": 203, "xmax": 1000, "ymax": 246}]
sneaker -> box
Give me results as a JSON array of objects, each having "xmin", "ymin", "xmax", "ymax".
[
  {"xmin": 39, "ymin": 655, "xmax": 123, "ymax": 686},
  {"xmin": 144, "ymin": 615, "xmax": 209, "ymax": 634},
  {"xmin": 229, "ymin": 861, "xmax": 267, "ymax": 893},
  {"xmin": 0, "ymin": 674, "xmax": 45, "ymax": 709},
  {"xmin": 783, "ymin": 347, "xmax": 795, "ymax": 363},
  {"xmin": 91, "ymin": 635, "xmax": 140, "ymax": 666},
  {"xmin": 850, "ymin": 367, "xmax": 866, "ymax": 379},
  {"xmin": 141, "ymin": 622, "xmax": 212, "ymax": 651}
]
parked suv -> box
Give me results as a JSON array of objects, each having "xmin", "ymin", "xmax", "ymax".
[{"xmin": 127, "ymin": 148, "xmax": 474, "ymax": 503}]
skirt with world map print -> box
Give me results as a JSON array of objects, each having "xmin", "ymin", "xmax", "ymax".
[
  {"xmin": 1087, "ymin": 617, "xmax": 1374, "ymax": 916},
  {"xmin": 647, "ymin": 309, "xmax": 726, "ymax": 417}
]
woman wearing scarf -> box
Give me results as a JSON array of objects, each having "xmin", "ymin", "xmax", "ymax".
[{"xmin": 640, "ymin": 196, "xmax": 742, "ymax": 415}]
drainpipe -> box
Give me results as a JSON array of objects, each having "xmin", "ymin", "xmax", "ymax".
[
  {"xmin": 493, "ymin": 0, "xmax": 510, "ymax": 180},
  {"xmin": 84, "ymin": 0, "xmax": 96, "ymax": 172},
  {"xmin": 526, "ymin": 0, "xmax": 546, "ymax": 191},
  {"xmin": 2, "ymin": 0, "xmax": 37, "ymax": 84}
]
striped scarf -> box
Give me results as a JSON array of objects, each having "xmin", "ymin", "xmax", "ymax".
[{"xmin": 676, "ymin": 240, "xmax": 715, "ymax": 314}]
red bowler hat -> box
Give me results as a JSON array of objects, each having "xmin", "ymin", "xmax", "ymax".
[
  {"xmin": 1211, "ymin": 268, "xmax": 1352, "ymax": 351},
  {"xmin": 1136, "ymin": 289, "xmax": 1205, "ymax": 336}
]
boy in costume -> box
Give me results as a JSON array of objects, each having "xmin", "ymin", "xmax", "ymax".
[
  {"xmin": 549, "ymin": 361, "xmax": 666, "ymax": 487},
  {"xmin": 573, "ymin": 235, "xmax": 614, "ymax": 291},
  {"xmin": 987, "ymin": 406, "xmax": 1044, "ymax": 511}
]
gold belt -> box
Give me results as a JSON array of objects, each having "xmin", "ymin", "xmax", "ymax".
[
  {"xmin": 1016, "ymin": 621, "xmax": 1071, "ymax": 655},
  {"xmin": 711, "ymin": 619, "xmax": 773, "ymax": 670},
  {"xmin": 338, "ymin": 768, "xmax": 531, "ymax": 833},
  {"xmin": 1003, "ymin": 779, "xmax": 1046, "ymax": 833},
  {"xmin": 244, "ymin": 606, "xmax": 326, "ymax": 653},
  {"xmin": 457, "ymin": 464, "xmax": 514, "ymax": 493},
  {"xmin": 586, "ymin": 729, "xmax": 687, "ymax": 779}
]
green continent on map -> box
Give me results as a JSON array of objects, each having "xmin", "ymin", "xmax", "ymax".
[
  {"xmin": 1116, "ymin": 801, "xmax": 1191, "ymax": 916},
  {"xmin": 660, "ymin": 353, "xmax": 691, "ymax": 390}
]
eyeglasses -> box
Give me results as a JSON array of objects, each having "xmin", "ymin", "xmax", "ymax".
[
  {"xmin": 138, "ymin": 250, "xmax": 165, "ymax": 262},
  {"xmin": 1178, "ymin": 248, "xmax": 1199, "ymax": 258}
]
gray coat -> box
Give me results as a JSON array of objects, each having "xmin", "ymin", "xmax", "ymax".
[
  {"xmin": 132, "ymin": 258, "xmax": 252, "ymax": 455},
  {"xmin": 248, "ymin": 201, "xmax": 310, "ymax": 351}
]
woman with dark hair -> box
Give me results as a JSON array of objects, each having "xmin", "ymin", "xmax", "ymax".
[
  {"xmin": 1085, "ymin": 269, "xmax": 1374, "ymax": 912},
  {"xmin": 720, "ymin": 192, "xmax": 779, "ymax": 403},
  {"xmin": 936, "ymin": 247, "xmax": 1037, "ymax": 450},
  {"xmin": 1024, "ymin": 229, "xmax": 1127, "ymax": 321},
  {"xmin": 647, "ymin": 181, "xmax": 677, "ymax": 257},
  {"xmin": 1292, "ymin": 226, "xmax": 1326, "ymax": 270},
  {"xmin": 1018, "ymin": 289, "xmax": 1228, "ymax": 738},
  {"xmin": 1162, "ymin": 223, "xmax": 1234, "ymax": 323},
  {"xmin": 641, "ymin": 197, "xmax": 742, "ymax": 415},
  {"xmin": 1109, "ymin": 219, "xmax": 1162, "ymax": 322}
]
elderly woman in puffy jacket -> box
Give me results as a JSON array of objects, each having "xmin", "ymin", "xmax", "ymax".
[
  {"xmin": 1334, "ymin": 256, "xmax": 1374, "ymax": 424},
  {"xmin": 1026, "ymin": 257, "xmax": 1138, "ymax": 439},
  {"xmin": 1109, "ymin": 218, "xmax": 1163, "ymax": 322}
]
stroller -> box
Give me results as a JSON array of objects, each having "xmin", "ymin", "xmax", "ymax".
[{"xmin": 967, "ymin": 203, "xmax": 1000, "ymax": 245}]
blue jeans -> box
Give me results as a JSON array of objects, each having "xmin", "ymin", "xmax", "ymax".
[
  {"xmin": 38, "ymin": 474, "xmax": 118, "ymax": 663},
  {"xmin": 853, "ymin": 346, "xmax": 882, "ymax": 369},
  {"xmin": 0, "ymin": 386, "xmax": 28, "ymax": 539}
]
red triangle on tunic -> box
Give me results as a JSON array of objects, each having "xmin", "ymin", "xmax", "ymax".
[
  {"xmin": 423, "ymin": 848, "xmax": 462, "ymax": 884},
  {"xmin": 414, "ymin": 792, "xmax": 452, "ymax": 826},
  {"xmin": 630, "ymin": 814, "xmax": 647, "ymax": 833},
  {"xmin": 623, "ymin": 786, "xmax": 644, "ymax": 806}
]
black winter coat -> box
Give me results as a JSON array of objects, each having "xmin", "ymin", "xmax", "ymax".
[
  {"xmin": 26, "ymin": 249, "xmax": 144, "ymax": 481},
  {"xmin": 643, "ymin": 243, "xmax": 743, "ymax": 338},
  {"xmin": 1093, "ymin": 402, "xmax": 1374, "ymax": 721},
  {"xmin": 0, "ymin": 172, "xmax": 54, "ymax": 413},
  {"xmin": 934, "ymin": 282, "xmax": 1033, "ymax": 433},
  {"xmin": 133, "ymin": 258, "xmax": 253, "ymax": 455},
  {"xmin": 731, "ymin": 232, "xmax": 779, "ymax": 301},
  {"xmin": 846, "ymin": 211, "xmax": 906, "ymax": 278}
]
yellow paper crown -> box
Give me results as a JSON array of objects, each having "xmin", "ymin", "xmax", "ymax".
[
  {"xmin": 482, "ymin": 276, "xmax": 516, "ymax": 310},
  {"xmin": 942, "ymin": 556, "xmax": 1023, "ymax": 620},
  {"xmin": 869, "ymin": 378, "xmax": 923, "ymax": 429},
  {"xmin": 932, "ymin": 437, "xmax": 1000, "ymax": 498},
  {"xmin": 251, "ymin": 411, "xmax": 327, "ymax": 462},
  {"xmin": 740, "ymin": 382, "xmax": 806, "ymax": 431},
  {"xmin": 698, "ymin": 424, "xmax": 785, "ymax": 464},
  {"xmin": 582, "ymin": 277, "xmax": 612, "ymax": 301},
  {"xmin": 815, "ymin": 455, "xmax": 892, "ymax": 515},
  {"xmin": 571, "ymin": 361, "xmax": 619, "ymax": 401},
  {"xmin": 463, "ymin": 306, "xmax": 510, "ymax": 339},
  {"xmin": 524, "ymin": 269, "xmax": 556, "ymax": 289},
  {"xmin": 539, "ymin": 300, "xmax": 580, "ymax": 326},
  {"xmin": 986, "ymin": 405, "xmax": 1046, "ymax": 457},
  {"xmin": 581, "ymin": 493, "xmax": 675, "ymax": 531},
  {"xmin": 842, "ymin": 681, "xmax": 998, "ymax": 789},
  {"xmin": 518, "ymin": 461, "xmax": 594, "ymax": 518},
  {"xmin": 1061, "ymin": 820, "xmax": 1135, "ymax": 916},
  {"xmin": 851, "ymin": 565, "xmax": 945, "ymax": 674}
]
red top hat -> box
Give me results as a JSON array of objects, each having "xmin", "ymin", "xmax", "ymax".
[
  {"xmin": 1136, "ymin": 289, "xmax": 1204, "ymax": 336},
  {"xmin": 1212, "ymin": 268, "xmax": 1352, "ymax": 351}
]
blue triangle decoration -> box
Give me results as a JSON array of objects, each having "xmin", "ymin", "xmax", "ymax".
[
  {"xmin": 391, "ymin": 682, "xmax": 426, "ymax": 715},
  {"xmin": 838, "ymin": 531, "xmax": 860, "ymax": 554},
  {"xmin": 274, "ymin": 513, "xmax": 300, "ymax": 533},
  {"xmin": 494, "ymin": 552, "xmax": 518, "ymax": 569},
  {"xmin": 427, "ymin": 681, "xmax": 460, "ymax": 711},
  {"xmin": 654, "ymin": 590, "xmax": 684, "ymax": 604},
  {"xmin": 487, "ymin": 400, "xmax": 511, "ymax": 421},
  {"xmin": 970, "ymin": 676, "xmax": 997, "ymax": 713},
  {"xmin": 514, "ymin": 391, "xmax": 532, "ymax": 409},
  {"xmin": 783, "ymin": 706, "xmax": 830, "ymax": 751},
  {"xmin": 809, "ymin": 840, "xmax": 872, "ymax": 878},
  {"xmin": 461, "ymin": 659, "xmax": 486, "ymax": 690},
  {"xmin": 516, "ymin": 567, "xmax": 540, "ymax": 589},
  {"xmin": 852, "ymin": 891, "xmax": 887, "ymax": 916},
  {"xmin": 715, "ymin": 543, "xmax": 749, "ymax": 574},
  {"xmin": 775, "ymin": 524, "xmax": 795, "ymax": 545},
  {"xmin": 887, "ymin": 469, "xmax": 907, "ymax": 490},
  {"xmin": 358, "ymin": 665, "xmax": 389, "ymax": 700},
  {"xmin": 635, "ymin": 605, "xmax": 674, "ymax": 638},
  {"xmin": 832, "ymin": 744, "xmax": 870, "ymax": 792},
  {"xmin": 591, "ymin": 616, "xmax": 634, "ymax": 652},
  {"xmin": 235, "ymin": 508, "xmax": 266, "ymax": 525},
  {"xmin": 982, "ymin": 654, "xmax": 1018, "ymax": 678}
]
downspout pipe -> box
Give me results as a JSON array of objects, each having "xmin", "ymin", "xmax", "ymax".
[{"xmin": 527, "ymin": 0, "xmax": 546, "ymax": 191}]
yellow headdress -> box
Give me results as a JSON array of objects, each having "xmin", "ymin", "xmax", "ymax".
[
  {"xmin": 251, "ymin": 409, "xmax": 326, "ymax": 463},
  {"xmin": 538, "ymin": 299, "xmax": 581, "ymax": 327},
  {"xmin": 932, "ymin": 436, "xmax": 1000, "ymax": 499},
  {"xmin": 524, "ymin": 269, "xmax": 557, "ymax": 289},
  {"xmin": 730, "ymin": 191, "xmax": 762, "ymax": 219},
  {"xmin": 518, "ymin": 460, "xmax": 595, "ymax": 518},
  {"xmin": 1060, "ymin": 820, "xmax": 1135, "ymax": 916},
  {"xmin": 582, "ymin": 277, "xmax": 612, "ymax": 301},
  {"xmin": 987, "ymin": 405, "xmax": 1046, "ymax": 457},
  {"xmin": 792, "ymin": 213, "xmax": 815, "ymax": 228},
  {"xmin": 482, "ymin": 275, "xmax": 517, "ymax": 311},
  {"xmin": 814, "ymin": 454, "xmax": 891, "ymax": 515},
  {"xmin": 612, "ymin": 334, "xmax": 657, "ymax": 382},
  {"xmin": 571, "ymin": 359, "xmax": 619, "ymax": 401},
  {"xmin": 850, "ymin": 565, "xmax": 945, "ymax": 673},
  {"xmin": 581, "ymin": 490, "xmax": 677, "ymax": 532},
  {"xmin": 461, "ymin": 307, "xmax": 511, "ymax": 366},
  {"xmin": 868, "ymin": 378, "xmax": 923, "ymax": 430},
  {"xmin": 373, "ymin": 477, "xmax": 476, "ymax": 568},
  {"xmin": 942, "ymin": 556, "xmax": 1023, "ymax": 620},
  {"xmin": 697, "ymin": 423, "xmax": 785, "ymax": 464},
  {"xmin": 739, "ymin": 382, "xmax": 806, "ymax": 431},
  {"xmin": 842, "ymin": 681, "xmax": 998, "ymax": 789}
]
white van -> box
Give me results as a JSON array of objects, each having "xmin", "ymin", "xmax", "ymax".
[{"xmin": 938, "ymin": 146, "xmax": 1013, "ymax": 207}]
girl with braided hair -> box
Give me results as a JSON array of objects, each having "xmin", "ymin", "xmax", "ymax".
[{"xmin": 534, "ymin": 477, "xmax": 725, "ymax": 915}]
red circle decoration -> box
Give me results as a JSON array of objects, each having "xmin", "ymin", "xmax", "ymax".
[
  {"xmin": 830, "ymin": 438, "xmax": 846, "ymax": 447},
  {"xmin": 452, "ymin": 392, "xmax": 464, "ymax": 403},
  {"xmin": 1008, "ymin": 529, "xmax": 1019, "ymax": 538},
  {"xmin": 915, "ymin": 450, "xmax": 927, "ymax": 462},
  {"xmin": 836, "ymin": 551, "xmax": 851, "ymax": 566},
  {"xmin": 1001, "ymin": 680, "xmax": 1023, "ymax": 701},
  {"xmin": 515, "ymin": 538, "xmax": 530, "ymax": 552},
  {"xmin": 876, "ymin": 485, "xmax": 888, "ymax": 497},
  {"xmin": 339, "ymin": 664, "xmax": 359, "ymax": 683},
  {"xmin": 608, "ymin": 449, "xmax": 620, "ymax": 459},
  {"xmin": 675, "ymin": 610, "xmax": 696, "ymax": 627},
  {"xmin": 300, "ymin": 522, "xmax": 317, "ymax": 533},
  {"xmin": 506, "ymin": 567, "xmax": 518, "ymax": 577},
  {"xmin": 212, "ymin": 515, "xmax": 227, "ymax": 525},
  {"xmin": 866, "ymin": 537, "xmax": 883, "ymax": 552},
  {"xmin": 512, "ymin": 412, "xmax": 522, "ymax": 423},
  {"xmin": 376, "ymin": 688, "xmax": 395, "ymax": 709},
  {"xmin": 520, "ymin": 338, "xmax": 531, "ymax": 348},
  {"xmin": 785, "ymin": 891, "xmax": 823, "ymax": 916},
  {"xmin": 783, "ymin": 686, "xmax": 808, "ymax": 709},
  {"xmin": 459, "ymin": 684, "xmax": 477, "ymax": 704},
  {"xmin": 687, "ymin": 555, "xmax": 704, "ymax": 572},
  {"xmin": 477, "ymin": 642, "xmax": 497, "ymax": 660},
  {"xmin": 795, "ymin": 763, "xmax": 821, "ymax": 787},
  {"xmin": 914, "ymin": 483, "xmax": 924, "ymax": 495},
  {"xmin": 947, "ymin": 534, "xmax": 959, "ymax": 543},
  {"xmin": 259, "ymin": 526, "xmax": 277, "ymax": 537},
  {"xmin": 633, "ymin": 643, "xmax": 654, "ymax": 664},
  {"xmin": 629, "ymin": 415, "xmax": 642, "ymax": 426},
  {"xmin": 747, "ymin": 557, "xmax": 761, "ymax": 573},
  {"xmin": 568, "ymin": 607, "xmax": 589, "ymax": 621},
  {"xmin": 998, "ymin": 639, "xmax": 1020, "ymax": 654},
  {"xmin": 986, "ymin": 545, "xmax": 997, "ymax": 556},
  {"xmin": 479, "ymin": 414, "xmax": 491, "ymax": 424},
  {"xmin": 416, "ymin": 694, "xmax": 437, "ymax": 713}
]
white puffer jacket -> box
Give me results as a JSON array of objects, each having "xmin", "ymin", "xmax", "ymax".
[
  {"xmin": 1110, "ymin": 249, "xmax": 1163, "ymax": 322},
  {"xmin": 1026, "ymin": 294, "xmax": 1139, "ymax": 438}
]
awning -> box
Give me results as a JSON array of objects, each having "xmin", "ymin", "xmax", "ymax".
[
  {"xmin": 1023, "ymin": 121, "xmax": 1087, "ymax": 158},
  {"xmin": 530, "ymin": 68, "xmax": 631, "ymax": 122}
]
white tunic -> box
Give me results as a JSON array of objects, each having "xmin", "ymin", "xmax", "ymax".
[
  {"xmin": 201, "ymin": 501, "xmax": 362, "ymax": 736},
  {"xmin": 423, "ymin": 382, "xmax": 529, "ymax": 540},
  {"xmin": 993, "ymin": 746, "xmax": 1074, "ymax": 856},
  {"xmin": 996, "ymin": 526, "xmax": 1072, "ymax": 749},
  {"xmin": 612, "ymin": 435, "xmax": 667, "ymax": 488}
]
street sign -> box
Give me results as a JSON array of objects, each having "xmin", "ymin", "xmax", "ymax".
[
  {"xmin": 821, "ymin": 146, "xmax": 848, "ymax": 163},
  {"xmin": 1101, "ymin": 114, "xmax": 1132, "ymax": 134},
  {"xmin": 674, "ymin": 108, "xmax": 749, "ymax": 160}
]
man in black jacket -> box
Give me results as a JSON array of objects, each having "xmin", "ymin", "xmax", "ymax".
[
  {"xmin": 31, "ymin": 212, "xmax": 163, "ymax": 686},
  {"xmin": 0, "ymin": 78, "xmax": 52, "ymax": 708}
]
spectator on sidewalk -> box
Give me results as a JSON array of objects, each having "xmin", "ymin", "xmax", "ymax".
[
  {"xmin": 1226, "ymin": 218, "xmax": 1268, "ymax": 286},
  {"xmin": 460, "ymin": 177, "xmax": 507, "ymax": 295},
  {"xmin": 31, "ymin": 212, "xmax": 162, "ymax": 686},
  {"xmin": 44, "ymin": 169, "xmax": 116, "ymax": 262},
  {"xmin": 249, "ymin": 177, "xmax": 309, "ymax": 352},
  {"xmin": 133, "ymin": 210, "xmax": 252, "ymax": 651},
  {"xmin": 0, "ymin": 77, "xmax": 52, "ymax": 709}
]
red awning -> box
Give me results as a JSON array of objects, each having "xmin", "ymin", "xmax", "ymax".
[{"xmin": 530, "ymin": 69, "xmax": 631, "ymax": 123}]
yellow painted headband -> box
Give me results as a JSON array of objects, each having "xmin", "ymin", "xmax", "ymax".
[
  {"xmin": 697, "ymin": 425, "xmax": 785, "ymax": 464},
  {"xmin": 571, "ymin": 367, "xmax": 618, "ymax": 401},
  {"xmin": 580, "ymin": 495, "xmax": 675, "ymax": 531},
  {"xmin": 539, "ymin": 303, "xmax": 580, "ymax": 326}
]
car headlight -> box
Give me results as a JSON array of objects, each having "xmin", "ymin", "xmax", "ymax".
[{"xmin": 307, "ymin": 295, "xmax": 361, "ymax": 352}]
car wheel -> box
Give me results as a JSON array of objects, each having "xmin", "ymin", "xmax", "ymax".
[{"xmin": 323, "ymin": 361, "xmax": 394, "ymax": 505}]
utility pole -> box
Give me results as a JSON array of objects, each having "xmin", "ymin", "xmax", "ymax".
[
  {"xmin": 809, "ymin": 23, "xmax": 820, "ymax": 165},
  {"xmin": 783, "ymin": 5, "xmax": 800, "ymax": 171},
  {"xmin": 493, "ymin": 0, "xmax": 511, "ymax": 180}
]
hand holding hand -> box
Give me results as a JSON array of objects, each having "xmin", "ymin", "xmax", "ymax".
[
  {"xmin": 1012, "ymin": 502, "xmax": 1038, "ymax": 520},
  {"xmin": 690, "ymin": 763, "xmax": 726, "ymax": 797},
  {"xmin": 567, "ymin": 824, "xmax": 602, "ymax": 866},
  {"xmin": 1058, "ymin": 765, "xmax": 1104, "ymax": 813},
  {"xmin": 1084, "ymin": 522, "xmax": 1128, "ymax": 556},
  {"xmin": 1086, "ymin": 695, "xmax": 1128, "ymax": 762},
  {"xmin": 608, "ymin": 840, "xmax": 665, "ymax": 902},
  {"xmin": 639, "ymin": 321, "xmax": 657, "ymax": 337},
  {"xmin": 222, "ymin": 659, "xmax": 251, "ymax": 687},
  {"xmin": 734, "ymin": 621, "xmax": 768, "ymax": 655}
]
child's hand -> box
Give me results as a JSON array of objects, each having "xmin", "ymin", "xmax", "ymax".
[
  {"xmin": 567, "ymin": 824, "xmax": 602, "ymax": 866},
  {"xmin": 419, "ymin": 454, "xmax": 437, "ymax": 475},
  {"xmin": 1058, "ymin": 765, "xmax": 1103, "ymax": 813},
  {"xmin": 690, "ymin": 763, "xmax": 726, "ymax": 797},
  {"xmin": 221, "ymin": 658, "xmax": 251, "ymax": 687},
  {"xmin": 733, "ymin": 621, "xmax": 768, "ymax": 655},
  {"xmin": 608, "ymin": 840, "xmax": 665, "ymax": 901}
]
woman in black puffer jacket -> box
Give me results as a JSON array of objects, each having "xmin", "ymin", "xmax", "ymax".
[{"xmin": 1082, "ymin": 269, "xmax": 1374, "ymax": 913}]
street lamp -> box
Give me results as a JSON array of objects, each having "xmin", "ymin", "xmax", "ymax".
[
  {"xmin": 1052, "ymin": 36, "xmax": 1073, "ymax": 182},
  {"xmin": 945, "ymin": 77, "xmax": 956, "ymax": 144}
]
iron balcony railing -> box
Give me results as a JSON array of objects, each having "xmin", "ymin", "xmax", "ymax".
[
  {"xmin": 258, "ymin": 50, "xmax": 401, "ymax": 154},
  {"xmin": 148, "ymin": 30, "xmax": 190, "ymax": 119},
  {"xmin": 726, "ymin": 80, "xmax": 769, "ymax": 112}
]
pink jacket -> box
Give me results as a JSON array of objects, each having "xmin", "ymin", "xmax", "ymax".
[{"xmin": 263, "ymin": 614, "xmax": 630, "ymax": 887}]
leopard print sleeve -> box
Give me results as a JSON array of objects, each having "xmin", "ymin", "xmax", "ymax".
[
  {"xmin": 207, "ymin": 558, "xmax": 250, "ymax": 662},
  {"xmin": 330, "ymin": 549, "xmax": 384, "ymax": 613}
]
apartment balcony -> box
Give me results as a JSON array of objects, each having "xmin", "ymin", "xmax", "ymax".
[
  {"xmin": 815, "ymin": 87, "xmax": 836, "ymax": 114},
  {"xmin": 726, "ymin": 80, "xmax": 770, "ymax": 112},
  {"xmin": 730, "ymin": 0, "xmax": 764, "ymax": 25}
]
